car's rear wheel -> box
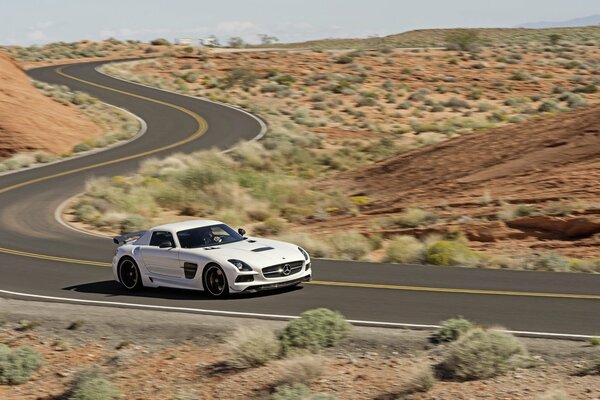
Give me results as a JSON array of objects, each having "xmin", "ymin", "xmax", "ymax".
[
  {"xmin": 203, "ymin": 264, "xmax": 229, "ymax": 298},
  {"xmin": 118, "ymin": 258, "xmax": 143, "ymax": 291}
]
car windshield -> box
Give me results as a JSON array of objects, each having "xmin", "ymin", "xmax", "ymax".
[{"xmin": 177, "ymin": 224, "xmax": 244, "ymax": 248}]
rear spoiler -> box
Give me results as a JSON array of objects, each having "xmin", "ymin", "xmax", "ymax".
[{"xmin": 113, "ymin": 230, "xmax": 147, "ymax": 245}]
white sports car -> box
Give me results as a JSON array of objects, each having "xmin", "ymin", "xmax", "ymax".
[{"xmin": 112, "ymin": 220, "xmax": 311, "ymax": 297}]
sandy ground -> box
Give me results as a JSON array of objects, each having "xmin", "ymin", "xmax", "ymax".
[{"xmin": 0, "ymin": 298, "xmax": 600, "ymax": 399}]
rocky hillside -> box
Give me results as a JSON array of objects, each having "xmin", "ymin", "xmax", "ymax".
[
  {"xmin": 0, "ymin": 52, "xmax": 100, "ymax": 158},
  {"xmin": 319, "ymin": 105, "xmax": 600, "ymax": 259}
]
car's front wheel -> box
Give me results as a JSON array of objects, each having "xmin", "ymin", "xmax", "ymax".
[
  {"xmin": 118, "ymin": 257, "xmax": 143, "ymax": 291},
  {"xmin": 203, "ymin": 264, "xmax": 229, "ymax": 298}
]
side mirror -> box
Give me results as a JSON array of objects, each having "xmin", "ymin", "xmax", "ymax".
[
  {"xmin": 238, "ymin": 228, "xmax": 246, "ymax": 236},
  {"xmin": 159, "ymin": 241, "xmax": 173, "ymax": 249}
]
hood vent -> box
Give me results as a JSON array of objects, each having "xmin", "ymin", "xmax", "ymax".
[{"xmin": 252, "ymin": 246, "xmax": 275, "ymax": 252}]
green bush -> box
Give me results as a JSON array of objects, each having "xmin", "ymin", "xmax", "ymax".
[
  {"xmin": 225, "ymin": 327, "xmax": 281, "ymax": 369},
  {"xmin": 335, "ymin": 54, "xmax": 353, "ymax": 64},
  {"xmin": 271, "ymin": 383, "xmax": 336, "ymax": 400},
  {"xmin": 69, "ymin": 368, "xmax": 119, "ymax": 400},
  {"xmin": 445, "ymin": 30, "xmax": 481, "ymax": 52},
  {"xmin": 432, "ymin": 317, "xmax": 475, "ymax": 343},
  {"xmin": 329, "ymin": 231, "xmax": 372, "ymax": 261},
  {"xmin": 403, "ymin": 364, "xmax": 436, "ymax": 394},
  {"xmin": 280, "ymin": 308, "xmax": 351, "ymax": 353},
  {"xmin": 523, "ymin": 253, "xmax": 570, "ymax": 272},
  {"xmin": 384, "ymin": 235, "xmax": 424, "ymax": 264},
  {"xmin": 279, "ymin": 354, "xmax": 325, "ymax": 384},
  {"xmin": 150, "ymin": 38, "xmax": 170, "ymax": 46},
  {"xmin": 439, "ymin": 328, "xmax": 528, "ymax": 381},
  {"xmin": 425, "ymin": 240, "xmax": 477, "ymax": 266},
  {"xmin": 0, "ymin": 345, "xmax": 44, "ymax": 385},
  {"xmin": 0, "ymin": 344, "xmax": 44, "ymax": 385},
  {"xmin": 395, "ymin": 208, "xmax": 438, "ymax": 227}
]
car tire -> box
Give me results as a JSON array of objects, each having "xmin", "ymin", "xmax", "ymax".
[
  {"xmin": 203, "ymin": 264, "xmax": 229, "ymax": 298},
  {"xmin": 118, "ymin": 257, "xmax": 143, "ymax": 291}
]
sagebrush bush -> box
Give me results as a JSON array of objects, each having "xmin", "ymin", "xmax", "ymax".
[
  {"xmin": 439, "ymin": 328, "xmax": 528, "ymax": 381},
  {"xmin": 403, "ymin": 364, "xmax": 436, "ymax": 394},
  {"xmin": 395, "ymin": 208, "xmax": 438, "ymax": 228},
  {"xmin": 0, "ymin": 345, "xmax": 44, "ymax": 385},
  {"xmin": 329, "ymin": 231, "xmax": 372, "ymax": 260},
  {"xmin": 279, "ymin": 354, "xmax": 325, "ymax": 384},
  {"xmin": 280, "ymin": 308, "xmax": 351, "ymax": 353},
  {"xmin": 271, "ymin": 383, "xmax": 336, "ymax": 400},
  {"xmin": 425, "ymin": 240, "xmax": 477, "ymax": 266},
  {"xmin": 523, "ymin": 253, "xmax": 571, "ymax": 272},
  {"xmin": 432, "ymin": 317, "xmax": 475, "ymax": 343},
  {"xmin": 384, "ymin": 235, "xmax": 424, "ymax": 264},
  {"xmin": 69, "ymin": 368, "xmax": 119, "ymax": 400},
  {"xmin": 225, "ymin": 327, "xmax": 281, "ymax": 369}
]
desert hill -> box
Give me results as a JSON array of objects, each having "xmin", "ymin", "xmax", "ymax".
[{"xmin": 0, "ymin": 52, "xmax": 100, "ymax": 158}]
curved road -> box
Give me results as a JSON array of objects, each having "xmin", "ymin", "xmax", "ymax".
[{"xmin": 0, "ymin": 60, "xmax": 599, "ymax": 337}]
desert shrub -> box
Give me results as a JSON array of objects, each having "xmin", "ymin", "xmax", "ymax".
[
  {"xmin": 589, "ymin": 337, "xmax": 600, "ymax": 346},
  {"xmin": 223, "ymin": 67, "xmax": 257, "ymax": 89},
  {"xmin": 225, "ymin": 326, "xmax": 281, "ymax": 369},
  {"xmin": 535, "ymin": 388, "xmax": 568, "ymax": 400},
  {"xmin": 445, "ymin": 30, "xmax": 481, "ymax": 52},
  {"xmin": 497, "ymin": 203, "xmax": 536, "ymax": 220},
  {"xmin": 276, "ymin": 233, "xmax": 333, "ymax": 258},
  {"xmin": 119, "ymin": 214, "xmax": 148, "ymax": 233},
  {"xmin": 403, "ymin": 364, "xmax": 436, "ymax": 394},
  {"xmin": 279, "ymin": 354, "xmax": 325, "ymax": 384},
  {"xmin": 335, "ymin": 54, "xmax": 353, "ymax": 64},
  {"xmin": 439, "ymin": 328, "xmax": 528, "ymax": 381},
  {"xmin": 329, "ymin": 231, "xmax": 372, "ymax": 260},
  {"xmin": 523, "ymin": 253, "xmax": 571, "ymax": 272},
  {"xmin": 356, "ymin": 96, "xmax": 377, "ymax": 107},
  {"xmin": 573, "ymin": 84, "xmax": 598, "ymax": 94},
  {"xmin": 510, "ymin": 71, "xmax": 532, "ymax": 81},
  {"xmin": 432, "ymin": 317, "xmax": 475, "ymax": 343},
  {"xmin": 150, "ymin": 38, "xmax": 170, "ymax": 46},
  {"xmin": 280, "ymin": 308, "xmax": 351, "ymax": 353},
  {"xmin": 395, "ymin": 208, "xmax": 438, "ymax": 227},
  {"xmin": 0, "ymin": 345, "xmax": 44, "ymax": 385},
  {"xmin": 538, "ymin": 100, "xmax": 560, "ymax": 113},
  {"xmin": 384, "ymin": 235, "xmax": 425, "ymax": 264},
  {"xmin": 183, "ymin": 72, "xmax": 198, "ymax": 83},
  {"xmin": 68, "ymin": 368, "xmax": 119, "ymax": 400},
  {"xmin": 254, "ymin": 217, "xmax": 287, "ymax": 236},
  {"xmin": 443, "ymin": 97, "xmax": 471, "ymax": 110},
  {"xmin": 425, "ymin": 240, "xmax": 477, "ymax": 266},
  {"xmin": 271, "ymin": 384, "xmax": 336, "ymax": 400}
]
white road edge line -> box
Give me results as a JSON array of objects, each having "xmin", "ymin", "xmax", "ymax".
[
  {"xmin": 0, "ymin": 289, "xmax": 595, "ymax": 340},
  {"xmin": 0, "ymin": 103, "xmax": 147, "ymax": 179}
]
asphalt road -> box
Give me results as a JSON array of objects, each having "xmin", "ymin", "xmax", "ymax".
[{"xmin": 1, "ymin": 60, "xmax": 599, "ymax": 337}]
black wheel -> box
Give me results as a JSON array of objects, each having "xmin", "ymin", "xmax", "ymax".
[
  {"xmin": 118, "ymin": 258, "xmax": 143, "ymax": 291},
  {"xmin": 203, "ymin": 264, "xmax": 229, "ymax": 298}
]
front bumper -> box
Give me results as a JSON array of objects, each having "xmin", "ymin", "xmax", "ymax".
[{"xmin": 241, "ymin": 274, "xmax": 311, "ymax": 293}]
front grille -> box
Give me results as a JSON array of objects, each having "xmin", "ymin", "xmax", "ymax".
[{"xmin": 262, "ymin": 261, "xmax": 303, "ymax": 278}]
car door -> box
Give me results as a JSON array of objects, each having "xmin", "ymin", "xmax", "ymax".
[{"xmin": 140, "ymin": 231, "xmax": 181, "ymax": 277}]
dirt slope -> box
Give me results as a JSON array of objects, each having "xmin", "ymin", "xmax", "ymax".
[
  {"xmin": 319, "ymin": 106, "xmax": 600, "ymax": 258},
  {"xmin": 0, "ymin": 52, "xmax": 100, "ymax": 158}
]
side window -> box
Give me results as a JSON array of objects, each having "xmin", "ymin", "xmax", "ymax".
[{"xmin": 149, "ymin": 231, "xmax": 175, "ymax": 247}]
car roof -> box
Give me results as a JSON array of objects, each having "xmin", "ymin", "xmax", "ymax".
[{"xmin": 152, "ymin": 219, "xmax": 224, "ymax": 232}]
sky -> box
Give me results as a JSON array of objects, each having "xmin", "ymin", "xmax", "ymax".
[{"xmin": 3, "ymin": 0, "xmax": 600, "ymax": 46}]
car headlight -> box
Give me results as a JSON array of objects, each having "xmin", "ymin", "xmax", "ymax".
[
  {"xmin": 298, "ymin": 247, "xmax": 309, "ymax": 261},
  {"xmin": 228, "ymin": 259, "xmax": 252, "ymax": 272}
]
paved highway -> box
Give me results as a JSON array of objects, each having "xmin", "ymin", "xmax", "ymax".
[{"xmin": 0, "ymin": 60, "xmax": 598, "ymax": 337}]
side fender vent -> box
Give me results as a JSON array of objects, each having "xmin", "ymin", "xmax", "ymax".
[{"xmin": 183, "ymin": 262, "xmax": 198, "ymax": 279}]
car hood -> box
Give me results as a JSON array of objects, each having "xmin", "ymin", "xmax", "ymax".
[{"xmin": 185, "ymin": 237, "xmax": 304, "ymax": 267}]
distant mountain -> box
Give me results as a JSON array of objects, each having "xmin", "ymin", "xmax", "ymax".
[{"xmin": 518, "ymin": 15, "xmax": 600, "ymax": 29}]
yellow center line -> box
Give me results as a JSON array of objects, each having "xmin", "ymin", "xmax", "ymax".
[
  {"xmin": 307, "ymin": 280, "xmax": 600, "ymax": 300},
  {"xmin": 2, "ymin": 64, "xmax": 599, "ymax": 303}
]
